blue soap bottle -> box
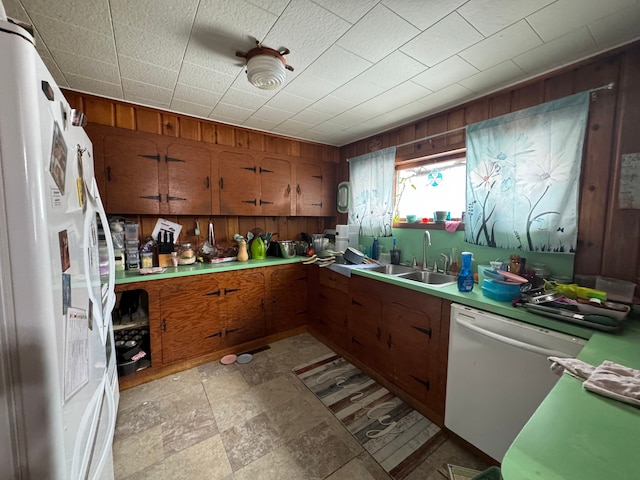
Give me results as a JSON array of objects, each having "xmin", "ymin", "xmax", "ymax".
[
  {"xmin": 371, "ymin": 237, "xmax": 379, "ymax": 260},
  {"xmin": 457, "ymin": 251, "xmax": 474, "ymax": 292}
]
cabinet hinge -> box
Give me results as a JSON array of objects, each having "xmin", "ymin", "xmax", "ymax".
[
  {"xmin": 165, "ymin": 155, "xmax": 185, "ymax": 163},
  {"xmin": 205, "ymin": 330, "xmax": 222, "ymax": 339},
  {"xmin": 204, "ymin": 289, "xmax": 221, "ymax": 296},
  {"xmin": 166, "ymin": 194, "xmax": 187, "ymax": 202},
  {"xmin": 139, "ymin": 194, "xmax": 162, "ymax": 202},
  {"xmin": 286, "ymin": 184, "xmax": 291, "ymax": 195},
  {"xmin": 351, "ymin": 299, "xmax": 363, "ymax": 306},
  {"xmin": 138, "ymin": 153, "xmax": 161, "ymax": 162},
  {"xmin": 296, "ymin": 184, "xmax": 301, "ymax": 194},
  {"xmin": 387, "ymin": 333, "xmax": 392, "ymax": 349},
  {"xmin": 205, "ymin": 176, "xmax": 210, "ymax": 189},
  {"xmin": 162, "ymin": 318, "xmax": 167, "ymax": 332},
  {"xmin": 311, "ymin": 202, "xmax": 323, "ymax": 208},
  {"xmin": 376, "ymin": 326, "xmax": 381, "ymax": 340},
  {"xmin": 224, "ymin": 288, "xmax": 240, "ymax": 295},
  {"xmin": 351, "ymin": 336, "xmax": 362, "ymax": 346},
  {"xmin": 259, "ymin": 167, "xmax": 273, "ymax": 173},
  {"xmin": 225, "ymin": 327, "xmax": 240, "ymax": 334},
  {"xmin": 242, "ymin": 199, "xmax": 257, "ymax": 205},
  {"xmin": 219, "ymin": 178, "xmax": 224, "ymax": 189},
  {"xmin": 106, "ymin": 166, "xmax": 112, "ymax": 181},
  {"xmin": 242, "ymin": 166, "xmax": 257, "ymax": 172},
  {"xmin": 411, "ymin": 325, "xmax": 432, "ymax": 338},
  {"xmin": 312, "ymin": 174, "xmax": 323, "ymax": 180},
  {"xmin": 259, "ymin": 199, "xmax": 273, "ymax": 205},
  {"xmin": 410, "ymin": 375, "xmax": 430, "ymax": 390}
]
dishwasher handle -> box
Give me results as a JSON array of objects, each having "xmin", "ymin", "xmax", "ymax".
[{"xmin": 455, "ymin": 314, "xmax": 570, "ymax": 358}]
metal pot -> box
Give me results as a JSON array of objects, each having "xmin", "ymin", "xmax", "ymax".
[
  {"xmin": 343, "ymin": 247, "xmax": 365, "ymax": 264},
  {"xmin": 279, "ymin": 240, "xmax": 297, "ymax": 258}
]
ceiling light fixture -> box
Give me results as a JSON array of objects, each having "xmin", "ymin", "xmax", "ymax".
[{"xmin": 236, "ymin": 41, "xmax": 294, "ymax": 90}]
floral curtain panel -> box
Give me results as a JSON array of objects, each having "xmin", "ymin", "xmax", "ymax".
[
  {"xmin": 348, "ymin": 147, "xmax": 396, "ymax": 237},
  {"xmin": 465, "ymin": 92, "xmax": 590, "ymax": 253}
]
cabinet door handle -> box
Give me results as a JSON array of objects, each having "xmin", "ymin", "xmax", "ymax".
[
  {"xmin": 165, "ymin": 155, "xmax": 185, "ymax": 163},
  {"xmin": 224, "ymin": 288, "xmax": 240, "ymax": 295},
  {"xmin": 162, "ymin": 318, "xmax": 167, "ymax": 332},
  {"xmin": 286, "ymin": 184, "xmax": 291, "ymax": 195},
  {"xmin": 259, "ymin": 199, "xmax": 273, "ymax": 205},
  {"xmin": 205, "ymin": 176, "xmax": 210, "ymax": 189},
  {"xmin": 219, "ymin": 178, "xmax": 224, "ymax": 189},
  {"xmin": 242, "ymin": 166, "xmax": 257, "ymax": 172},
  {"xmin": 296, "ymin": 184, "xmax": 301, "ymax": 194},
  {"xmin": 242, "ymin": 199, "xmax": 257, "ymax": 205},
  {"xmin": 204, "ymin": 289, "xmax": 221, "ymax": 296},
  {"xmin": 351, "ymin": 299, "xmax": 363, "ymax": 306},
  {"xmin": 106, "ymin": 166, "xmax": 112, "ymax": 181},
  {"xmin": 139, "ymin": 194, "xmax": 161, "ymax": 202},
  {"xmin": 410, "ymin": 375, "xmax": 430, "ymax": 390},
  {"xmin": 138, "ymin": 153, "xmax": 161, "ymax": 162},
  {"xmin": 206, "ymin": 330, "xmax": 222, "ymax": 339},
  {"xmin": 166, "ymin": 194, "xmax": 187, "ymax": 202},
  {"xmin": 411, "ymin": 325, "xmax": 432, "ymax": 338}
]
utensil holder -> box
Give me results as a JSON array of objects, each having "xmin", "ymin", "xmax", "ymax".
[{"xmin": 390, "ymin": 249, "xmax": 401, "ymax": 265}]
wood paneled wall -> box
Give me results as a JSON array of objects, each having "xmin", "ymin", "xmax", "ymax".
[
  {"xmin": 339, "ymin": 42, "xmax": 640, "ymax": 289},
  {"xmin": 63, "ymin": 92, "xmax": 340, "ymax": 247}
]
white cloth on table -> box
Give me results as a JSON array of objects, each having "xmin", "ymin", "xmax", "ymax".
[{"xmin": 548, "ymin": 356, "xmax": 595, "ymax": 380}]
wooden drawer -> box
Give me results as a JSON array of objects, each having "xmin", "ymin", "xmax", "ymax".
[{"xmin": 318, "ymin": 268, "xmax": 349, "ymax": 294}]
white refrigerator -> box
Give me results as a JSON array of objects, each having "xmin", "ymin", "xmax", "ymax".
[{"xmin": 0, "ymin": 13, "xmax": 119, "ymax": 480}]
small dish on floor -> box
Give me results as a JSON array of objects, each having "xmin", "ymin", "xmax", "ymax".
[
  {"xmin": 236, "ymin": 353, "xmax": 253, "ymax": 364},
  {"xmin": 220, "ymin": 354, "xmax": 237, "ymax": 365}
]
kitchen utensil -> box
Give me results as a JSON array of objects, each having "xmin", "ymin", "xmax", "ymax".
[
  {"xmin": 497, "ymin": 270, "xmax": 528, "ymax": 284},
  {"xmin": 522, "ymin": 289, "xmax": 563, "ymax": 304},
  {"xmin": 390, "ymin": 249, "xmax": 401, "ymax": 265},
  {"xmin": 522, "ymin": 303, "xmax": 621, "ymax": 331},
  {"xmin": 343, "ymin": 247, "xmax": 365, "ymax": 264},
  {"xmin": 279, "ymin": 240, "xmax": 296, "ymax": 258}
]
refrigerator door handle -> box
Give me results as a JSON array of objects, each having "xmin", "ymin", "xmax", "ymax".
[
  {"xmin": 70, "ymin": 376, "xmax": 106, "ymax": 480},
  {"xmin": 89, "ymin": 374, "xmax": 117, "ymax": 480},
  {"xmin": 91, "ymin": 178, "xmax": 116, "ymax": 325},
  {"xmin": 82, "ymin": 199, "xmax": 106, "ymax": 343},
  {"xmin": 455, "ymin": 314, "xmax": 569, "ymax": 358}
]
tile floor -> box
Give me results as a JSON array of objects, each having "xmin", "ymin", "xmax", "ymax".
[{"xmin": 113, "ymin": 333, "xmax": 489, "ymax": 480}]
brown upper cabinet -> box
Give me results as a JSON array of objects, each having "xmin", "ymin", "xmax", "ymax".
[
  {"xmin": 217, "ymin": 150, "xmax": 291, "ymax": 216},
  {"xmin": 88, "ymin": 124, "xmax": 336, "ymax": 217}
]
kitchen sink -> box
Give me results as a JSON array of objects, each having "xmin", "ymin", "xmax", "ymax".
[
  {"xmin": 396, "ymin": 270, "xmax": 458, "ymax": 287},
  {"xmin": 366, "ymin": 264, "xmax": 417, "ymax": 275}
]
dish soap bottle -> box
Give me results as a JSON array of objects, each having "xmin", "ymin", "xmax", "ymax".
[{"xmin": 457, "ymin": 251, "xmax": 474, "ymax": 292}]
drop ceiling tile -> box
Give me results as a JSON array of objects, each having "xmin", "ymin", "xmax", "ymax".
[
  {"xmin": 307, "ymin": 95, "xmax": 356, "ymax": 116},
  {"xmin": 177, "ymin": 62, "xmax": 237, "ymax": 94},
  {"xmin": 211, "ymin": 103, "xmax": 254, "ymax": 123},
  {"xmin": 219, "ymin": 87, "xmax": 271, "ymax": 110},
  {"xmin": 41, "ymin": 57, "xmax": 68, "ymax": 87},
  {"xmin": 49, "ymin": 49, "xmax": 119, "ymax": 84},
  {"xmin": 118, "ymin": 55, "xmax": 179, "ymax": 90},
  {"xmin": 336, "ymin": 4, "xmax": 420, "ymax": 63},
  {"xmin": 356, "ymin": 51, "xmax": 427, "ymax": 90},
  {"xmin": 3, "ymin": 0, "xmax": 29, "ymax": 22},
  {"xmin": 264, "ymin": 92, "xmax": 314, "ymax": 113},
  {"xmin": 458, "ymin": 0, "xmax": 555, "ymax": 37},
  {"xmin": 303, "ymin": 46, "xmax": 372, "ymax": 86},
  {"xmin": 459, "ymin": 20, "xmax": 543, "ymax": 70},
  {"xmin": 272, "ymin": 118, "xmax": 315, "ymax": 135},
  {"xmin": 21, "ymin": 0, "xmax": 113, "ymax": 36},
  {"xmin": 110, "ymin": 0, "xmax": 198, "ymax": 34},
  {"xmin": 412, "ymin": 56, "xmax": 479, "ymax": 92},
  {"xmin": 458, "ymin": 61, "xmax": 526, "ymax": 94},
  {"xmin": 513, "ymin": 28, "xmax": 597, "ymax": 74},
  {"xmin": 30, "ymin": 13, "xmax": 116, "ymax": 64},
  {"xmin": 373, "ymin": 81, "xmax": 433, "ymax": 108},
  {"xmin": 122, "ymin": 78, "xmax": 173, "ymax": 105},
  {"xmin": 589, "ymin": 3, "xmax": 640, "ymax": 50},
  {"xmin": 307, "ymin": 120, "xmax": 348, "ymax": 135},
  {"xmin": 245, "ymin": 0, "xmax": 290, "ymax": 16},
  {"xmin": 331, "ymin": 78, "xmax": 385, "ymax": 104},
  {"xmin": 377, "ymin": 101, "xmax": 435, "ymax": 125},
  {"xmin": 263, "ymin": 0, "xmax": 351, "ymax": 70},
  {"xmin": 329, "ymin": 108, "xmax": 374, "ymax": 128},
  {"xmin": 173, "ymin": 83, "xmax": 222, "ymax": 108},
  {"xmin": 400, "ymin": 13, "xmax": 484, "ymax": 67},
  {"xmin": 65, "ymin": 74, "xmax": 123, "ymax": 99},
  {"xmin": 34, "ymin": 29, "xmax": 53, "ymax": 59},
  {"xmin": 311, "ymin": 0, "xmax": 377, "ymax": 23},
  {"xmin": 283, "ymin": 73, "xmax": 339, "ymax": 102},
  {"xmin": 251, "ymin": 105, "xmax": 293, "ymax": 123},
  {"xmin": 382, "ymin": 0, "xmax": 467, "ymax": 30},
  {"xmin": 125, "ymin": 95, "xmax": 170, "ymax": 109},
  {"xmin": 527, "ymin": 0, "xmax": 637, "ymax": 42},
  {"xmin": 169, "ymin": 99, "xmax": 213, "ymax": 118},
  {"xmin": 113, "ymin": 22, "xmax": 186, "ymax": 71},
  {"xmin": 185, "ymin": 0, "xmax": 277, "ymax": 72},
  {"xmin": 243, "ymin": 116, "xmax": 281, "ymax": 130},
  {"xmin": 289, "ymin": 108, "xmax": 333, "ymax": 125},
  {"xmin": 418, "ymin": 83, "xmax": 475, "ymax": 111}
]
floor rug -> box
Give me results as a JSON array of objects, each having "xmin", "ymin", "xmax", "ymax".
[{"xmin": 293, "ymin": 353, "xmax": 446, "ymax": 479}]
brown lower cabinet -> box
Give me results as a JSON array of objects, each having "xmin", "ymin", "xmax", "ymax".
[
  {"xmin": 268, "ymin": 264, "xmax": 308, "ymax": 334},
  {"xmin": 311, "ymin": 272, "xmax": 449, "ymax": 423}
]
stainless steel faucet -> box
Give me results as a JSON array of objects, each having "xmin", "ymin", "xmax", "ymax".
[
  {"xmin": 440, "ymin": 252, "xmax": 450, "ymax": 274},
  {"xmin": 422, "ymin": 231, "xmax": 431, "ymax": 270}
]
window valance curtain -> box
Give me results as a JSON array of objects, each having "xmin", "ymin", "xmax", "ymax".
[
  {"xmin": 464, "ymin": 92, "xmax": 590, "ymax": 253},
  {"xmin": 348, "ymin": 147, "xmax": 396, "ymax": 237}
]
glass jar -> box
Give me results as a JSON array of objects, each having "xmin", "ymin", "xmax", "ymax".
[
  {"xmin": 177, "ymin": 243, "xmax": 196, "ymax": 265},
  {"xmin": 141, "ymin": 252, "xmax": 153, "ymax": 268}
]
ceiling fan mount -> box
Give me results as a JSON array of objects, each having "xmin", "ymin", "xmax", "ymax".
[{"xmin": 236, "ymin": 41, "xmax": 294, "ymax": 90}]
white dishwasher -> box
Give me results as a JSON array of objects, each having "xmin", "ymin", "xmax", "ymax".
[{"xmin": 445, "ymin": 303, "xmax": 586, "ymax": 462}]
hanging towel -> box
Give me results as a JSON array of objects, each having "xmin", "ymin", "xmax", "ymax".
[
  {"xmin": 583, "ymin": 360, "xmax": 640, "ymax": 407},
  {"xmin": 445, "ymin": 220, "xmax": 461, "ymax": 233},
  {"xmin": 548, "ymin": 356, "xmax": 595, "ymax": 380}
]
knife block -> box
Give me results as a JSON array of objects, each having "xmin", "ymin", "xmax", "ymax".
[{"xmin": 158, "ymin": 254, "xmax": 173, "ymax": 267}]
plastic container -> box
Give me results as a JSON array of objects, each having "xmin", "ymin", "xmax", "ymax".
[
  {"xmin": 141, "ymin": 252, "xmax": 153, "ymax": 268},
  {"xmin": 477, "ymin": 265, "xmax": 491, "ymax": 286},
  {"xmin": 457, "ymin": 252, "xmax": 474, "ymax": 292},
  {"xmin": 481, "ymin": 279, "xmax": 521, "ymax": 302},
  {"xmin": 595, "ymin": 276, "xmax": 636, "ymax": 303},
  {"xmin": 124, "ymin": 222, "xmax": 139, "ymax": 241}
]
